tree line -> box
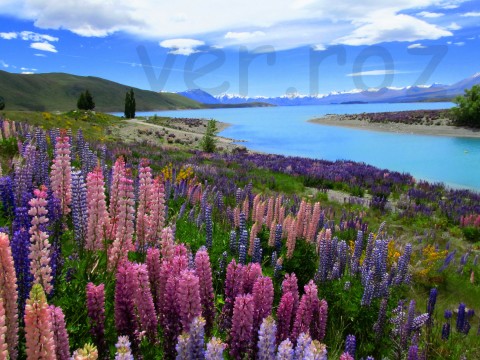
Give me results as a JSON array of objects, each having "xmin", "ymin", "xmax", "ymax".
[{"xmin": 75, "ymin": 89, "xmax": 136, "ymax": 118}]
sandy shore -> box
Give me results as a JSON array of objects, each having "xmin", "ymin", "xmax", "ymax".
[
  {"xmin": 309, "ymin": 114, "xmax": 480, "ymax": 138},
  {"xmin": 110, "ymin": 117, "xmax": 248, "ymax": 152}
]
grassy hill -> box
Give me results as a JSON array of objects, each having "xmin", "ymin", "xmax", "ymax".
[{"xmin": 0, "ymin": 70, "xmax": 202, "ymax": 112}]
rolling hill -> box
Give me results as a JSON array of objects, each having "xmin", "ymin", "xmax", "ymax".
[{"xmin": 0, "ymin": 70, "xmax": 203, "ymax": 112}]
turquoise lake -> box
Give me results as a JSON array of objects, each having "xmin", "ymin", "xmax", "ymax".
[{"xmin": 132, "ymin": 102, "xmax": 480, "ymax": 191}]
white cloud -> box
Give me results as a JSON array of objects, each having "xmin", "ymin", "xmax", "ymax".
[
  {"xmin": 21, "ymin": 72, "xmax": 34, "ymax": 74},
  {"xmin": 20, "ymin": 67, "xmax": 37, "ymax": 71},
  {"xmin": 0, "ymin": 0, "xmax": 467, "ymax": 50},
  {"xmin": 446, "ymin": 22, "xmax": 461, "ymax": 30},
  {"xmin": 159, "ymin": 38, "xmax": 205, "ymax": 56},
  {"xmin": 442, "ymin": 4, "xmax": 459, "ymax": 9},
  {"xmin": 30, "ymin": 42, "xmax": 57, "ymax": 52},
  {"xmin": 453, "ymin": 41, "xmax": 465, "ymax": 46},
  {"xmin": 20, "ymin": 31, "xmax": 58, "ymax": 42},
  {"xmin": 0, "ymin": 32, "xmax": 17, "ymax": 40},
  {"xmin": 462, "ymin": 12, "xmax": 480, "ymax": 17},
  {"xmin": 408, "ymin": 43, "xmax": 425, "ymax": 48},
  {"xmin": 347, "ymin": 69, "xmax": 406, "ymax": 77},
  {"xmin": 0, "ymin": 60, "xmax": 9, "ymax": 68},
  {"xmin": 336, "ymin": 14, "xmax": 452, "ymax": 46},
  {"xmin": 416, "ymin": 11, "xmax": 444, "ymax": 18},
  {"xmin": 224, "ymin": 31, "xmax": 266, "ymax": 41},
  {"xmin": 34, "ymin": 53, "xmax": 46, "ymax": 57}
]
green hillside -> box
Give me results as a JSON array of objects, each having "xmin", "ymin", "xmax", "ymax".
[{"xmin": 0, "ymin": 70, "xmax": 202, "ymax": 112}]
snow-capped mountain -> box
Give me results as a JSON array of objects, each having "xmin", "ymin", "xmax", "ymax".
[{"xmin": 177, "ymin": 73, "xmax": 480, "ymax": 106}]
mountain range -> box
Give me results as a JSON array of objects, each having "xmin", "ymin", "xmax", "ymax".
[{"xmin": 178, "ymin": 73, "xmax": 480, "ymax": 106}]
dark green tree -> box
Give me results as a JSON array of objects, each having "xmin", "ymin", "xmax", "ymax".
[
  {"xmin": 451, "ymin": 85, "xmax": 480, "ymax": 128},
  {"xmin": 200, "ymin": 119, "xmax": 218, "ymax": 153},
  {"xmin": 84, "ymin": 89, "xmax": 95, "ymax": 110},
  {"xmin": 0, "ymin": 96, "xmax": 4, "ymax": 110},
  {"xmin": 77, "ymin": 92, "xmax": 86, "ymax": 110},
  {"xmin": 124, "ymin": 88, "xmax": 136, "ymax": 118}
]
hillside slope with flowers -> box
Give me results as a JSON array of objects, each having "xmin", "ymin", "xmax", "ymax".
[{"xmin": 0, "ymin": 116, "xmax": 479, "ymax": 359}]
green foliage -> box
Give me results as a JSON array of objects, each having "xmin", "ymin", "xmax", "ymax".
[
  {"xmin": 201, "ymin": 119, "xmax": 218, "ymax": 153},
  {"xmin": 124, "ymin": 88, "xmax": 136, "ymax": 119},
  {"xmin": 462, "ymin": 226, "xmax": 480, "ymax": 243},
  {"xmin": 0, "ymin": 95, "xmax": 4, "ymax": 110},
  {"xmin": 77, "ymin": 89, "xmax": 95, "ymax": 110},
  {"xmin": 451, "ymin": 85, "xmax": 480, "ymax": 127}
]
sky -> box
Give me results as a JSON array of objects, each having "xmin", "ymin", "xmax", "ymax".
[{"xmin": 0, "ymin": 0, "xmax": 479, "ymax": 97}]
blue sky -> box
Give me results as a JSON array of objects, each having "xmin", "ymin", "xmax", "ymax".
[{"xmin": 0, "ymin": 0, "xmax": 479, "ymax": 97}]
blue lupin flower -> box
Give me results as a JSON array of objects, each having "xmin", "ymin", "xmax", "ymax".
[
  {"xmin": 274, "ymin": 224, "xmax": 283, "ymax": 255},
  {"xmin": 252, "ymin": 237, "xmax": 262, "ymax": 264},
  {"xmin": 187, "ymin": 317, "xmax": 206, "ymax": 359},
  {"xmin": 456, "ymin": 303, "xmax": 466, "ymax": 333},
  {"xmin": 257, "ymin": 317, "xmax": 276, "ymax": 360},
  {"xmin": 239, "ymin": 244, "xmax": 247, "ymax": 265},
  {"xmin": 229, "ymin": 230, "xmax": 237, "ymax": 254},
  {"xmin": 345, "ymin": 334, "xmax": 356, "ymax": 358},
  {"xmin": 205, "ymin": 205, "xmax": 213, "ymax": 249},
  {"xmin": 441, "ymin": 323, "xmax": 450, "ymax": 340}
]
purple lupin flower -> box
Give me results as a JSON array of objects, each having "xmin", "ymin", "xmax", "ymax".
[
  {"xmin": 351, "ymin": 230, "xmax": 363, "ymax": 274},
  {"xmin": 345, "ymin": 334, "xmax": 356, "ymax": 358},
  {"xmin": 291, "ymin": 281, "xmax": 319, "ymax": 342},
  {"xmin": 441, "ymin": 323, "xmax": 450, "ymax": 340},
  {"xmin": 178, "ymin": 269, "xmax": 202, "ymax": 333},
  {"xmin": 11, "ymin": 227, "xmax": 32, "ymax": 317},
  {"xmin": 71, "ymin": 170, "xmax": 87, "ymax": 250},
  {"xmin": 426, "ymin": 288, "xmax": 437, "ymax": 327},
  {"xmin": 456, "ymin": 303, "xmax": 466, "ymax": 333},
  {"xmin": 252, "ymin": 237, "xmax": 262, "ymax": 264},
  {"xmin": 407, "ymin": 345, "xmax": 418, "ymax": 360},
  {"xmin": 373, "ymin": 298, "xmax": 388, "ymax": 338},
  {"xmin": 311, "ymin": 299, "xmax": 328, "ymax": 342},
  {"xmin": 257, "ymin": 316, "xmax": 277, "ymax": 360},
  {"xmin": 114, "ymin": 262, "xmax": 136, "ymax": 341},
  {"xmin": 220, "ymin": 259, "xmax": 245, "ymax": 331},
  {"xmin": 274, "ymin": 224, "xmax": 283, "ymax": 255},
  {"xmin": 361, "ymin": 269, "xmax": 375, "ymax": 306},
  {"xmin": 394, "ymin": 243, "xmax": 412, "ymax": 285},
  {"xmin": 86, "ymin": 283, "xmax": 106, "ymax": 356},
  {"xmin": 50, "ymin": 305, "xmax": 70, "ymax": 360}
]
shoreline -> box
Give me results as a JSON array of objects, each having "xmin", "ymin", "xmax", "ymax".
[{"xmin": 309, "ymin": 114, "xmax": 480, "ymax": 138}]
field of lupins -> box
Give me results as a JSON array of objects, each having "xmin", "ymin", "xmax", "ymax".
[{"xmin": 0, "ymin": 116, "xmax": 479, "ymax": 360}]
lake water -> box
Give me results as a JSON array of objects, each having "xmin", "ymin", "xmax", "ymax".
[{"xmin": 132, "ymin": 103, "xmax": 480, "ymax": 191}]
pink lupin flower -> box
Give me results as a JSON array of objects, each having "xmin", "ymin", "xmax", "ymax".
[
  {"xmin": 340, "ymin": 352, "xmax": 354, "ymax": 360},
  {"xmin": 134, "ymin": 263, "xmax": 158, "ymax": 340},
  {"xmin": 0, "ymin": 298, "xmax": 8, "ymax": 359},
  {"xmin": 146, "ymin": 247, "xmax": 162, "ymax": 315},
  {"xmin": 233, "ymin": 206, "xmax": 240, "ymax": 228},
  {"xmin": 243, "ymin": 262, "xmax": 262, "ymax": 294},
  {"xmin": 242, "ymin": 197, "xmax": 249, "ymax": 219},
  {"xmin": 220, "ymin": 259, "xmax": 245, "ymax": 330},
  {"xmin": 265, "ymin": 197, "xmax": 274, "ymax": 228},
  {"xmin": 282, "ymin": 273, "xmax": 300, "ymax": 312},
  {"xmin": 146, "ymin": 177, "xmax": 165, "ymax": 246},
  {"xmin": 229, "ymin": 294, "xmax": 254, "ymax": 359},
  {"xmin": 0, "ymin": 232, "xmax": 18, "ymax": 360},
  {"xmin": 276, "ymin": 292, "xmax": 295, "ymax": 344},
  {"xmin": 160, "ymin": 226, "xmax": 175, "ymax": 261},
  {"xmin": 178, "ymin": 269, "xmax": 202, "ymax": 331},
  {"xmin": 50, "ymin": 131, "xmax": 72, "ymax": 215},
  {"xmin": 28, "ymin": 186, "xmax": 53, "ymax": 295},
  {"xmin": 49, "ymin": 305, "xmax": 70, "ymax": 360},
  {"xmin": 107, "ymin": 157, "xmax": 127, "ymax": 241},
  {"xmin": 286, "ymin": 219, "xmax": 297, "ymax": 259},
  {"xmin": 194, "ymin": 249, "xmax": 215, "ymax": 333},
  {"xmin": 307, "ymin": 202, "xmax": 321, "ymax": 242},
  {"xmin": 136, "ymin": 159, "xmax": 153, "ymax": 251},
  {"xmin": 24, "ymin": 284, "xmax": 56, "ymax": 360},
  {"xmin": 291, "ymin": 281, "xmax": 319, "ymax": 342},
  {"xmin": 248, "ymin": 222, "xmax": 259, "ymax": 256},
  {"xmin": 108, "ymin": 172, "xmax": 135, "ymax": 270},
  {"xmin": 86, "ymin": 167, "xmax": 109, "ymax": 251},
  {"xmin": 252, "ymin": 276, "xmax": 274, "ymax": 334},
  {"xmin": 268, "ymin": 221, "xmax": 276, "ymax": 247}
]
